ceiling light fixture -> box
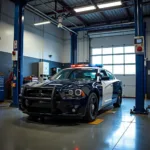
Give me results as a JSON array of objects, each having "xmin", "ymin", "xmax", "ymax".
[
  {"xmin": 34, "ymin": 21, "xmax": 51, "ymax": 26},
  {"xmin": 74, "ymin": 5, "xmax": 96, "ymax": 13},
  {"xmin": 57, "ymin": 17, "xmax": 63, "ymax": 28},
  {"xmin": 58, "ymin": 23, "xmax": 63, "ymax": 28},
  {"xmin": 97, "ymin": 1, "xmax": 122, "ymax": 9}
]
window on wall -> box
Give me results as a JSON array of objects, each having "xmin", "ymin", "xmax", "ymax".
[{"xmin": 91, "ymin": 46, "xmax": 136, "ymax": 75}]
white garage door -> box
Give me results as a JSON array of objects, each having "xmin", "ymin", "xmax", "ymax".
[
  {"xmin": 89, "ymin": 33, "xmax": 136, "ymax": 98},
  {"xmin": 116, "ymin": 75, "xmax": 135, "ymax": 97},
  {"xmin": 90, "ymin": 46, "xmax": 136, "ymax": 98},
  {"xmin": 90, "ymin": 39, "xmax": 136, "ymax": 97}
]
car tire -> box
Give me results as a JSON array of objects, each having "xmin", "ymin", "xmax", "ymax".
[
  {"xmin": 113, "ymin": 90, "xmax": 122, "ymax": 108},
  {"xmin": 84, "ymin": 92, "xmax": 99, "ymax": 122}
]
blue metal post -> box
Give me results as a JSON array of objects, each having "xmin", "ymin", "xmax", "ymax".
[
  {"xmin": 11, "ymin": 0, "xmax": 26, "ymax": 107},
  {"xmin": 144, "ymin": 23, "xmax": 147, "ymax": 98},
  {"xmin": 131, "ymin": 0, "xmax": 147, "ymax": 114},
  {"xmin": 71, "ymin": 32, "xmax": 78, "ymax": 64},
  {"xmin": 18, "ymin": 2, "xmax": 25, "ymax": 94}
]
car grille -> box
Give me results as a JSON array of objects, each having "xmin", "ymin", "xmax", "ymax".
[{"xmin": 25, "ymin": 88, "xmax": 53, "ymax": 98}]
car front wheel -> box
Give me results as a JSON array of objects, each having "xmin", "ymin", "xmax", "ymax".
[{"xmin": 84, "ymin": 92, "xmax": 98, "ymax": 122}]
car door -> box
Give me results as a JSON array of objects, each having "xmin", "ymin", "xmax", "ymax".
[
  {"xmin": 100, "ymin": 70, "xmax": 113, "ymax": 106},
  {"xmin": 106, "ymin": 70, "xmax": 117, "ymax": 100}
]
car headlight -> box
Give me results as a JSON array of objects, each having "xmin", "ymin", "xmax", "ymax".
[
  {"xmin": 63, "ymin": 89, "xmax": 85, "ymax": 98},
  {"xmin": 75, "ymin": 89, "xmax": 85, "ymax": 97},
  {"xmin": 68, "ymin": 90, "xmax": 74, "ymax": 96},
  {"xmin": 75, "ymin": 89, "xmax": 82, "ymax": 96}
]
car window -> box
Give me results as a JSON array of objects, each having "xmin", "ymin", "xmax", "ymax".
[
  {"xmin": 51, "ymin": 68, "xmax": 97, "ymax": 81},
  {"xmin": 106, "ymin": 71, "xmax": 115, "ymax": 80},
  {"xmin": 70, "ymin": 69, "xmax": 97, "ymax": 81},
  {"xmin": 51, "ymin": 69, "xmax": 73, "ymax": 80},
  {"xmin": 100, "ymin": 70, "xmax": 108, "ymax": 77}
]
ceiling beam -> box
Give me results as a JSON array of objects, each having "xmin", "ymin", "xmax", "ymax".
[
  {"xmin": 52, "ymin": 0, "xmax": 89, "ymax": 26},
  {"xmin": 46, "ymin": 1, "xmax": 150, "ymax": 18},
  {"xmin": 46, "ymin": 9, "xmax": 69, "ymax": 15},
  {"xmin": 67, "ymin": 17, "xmax": 133, "ymax": 28},
  {"xmin": 67, "ymin": 13, "xmax": 150, "ymax": 29}
]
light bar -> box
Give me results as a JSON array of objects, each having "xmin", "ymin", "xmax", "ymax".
[
  {"xmin": 71, "ymin": 64, "xmax": 103, "ymax": 68},
  {"xmin": 90, "ymin": 64, "xmax": 103, "ymax": 68},
  {"xmin": 71, "ymin": 64, "xmax": 89, "ymax": 68},
  {"xmin": 74, "ymin": 5, "xmax": 96, "ymax": 13},
  {"xmin": 97, "ymin": 1, "xmax": 122, "ymax": 9},
  {"xmin": 34, "ymin": 21, "xmax": 51, "ymax": 26}
]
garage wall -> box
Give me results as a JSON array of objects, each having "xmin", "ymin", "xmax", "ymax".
[
  {"xmin": 0, "ymin": 0, "xmax": 64, "ymax": 80},
  {"xmin": 63, "ymin": 31, "xmax": 89, "ymax": 64}
]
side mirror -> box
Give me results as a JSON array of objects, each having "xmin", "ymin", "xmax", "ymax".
[{"xmin": 101, "ymin": 76, "xmax": 109, "ymax": 81}]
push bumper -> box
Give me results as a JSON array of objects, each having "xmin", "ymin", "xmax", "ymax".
[
  {"xmin": 19, "ymin": 95, "xmax": 87, "ymax": 118},
  {"xmin": 22, "ymin": 110, "xmax": 84, "ymax": 119}
]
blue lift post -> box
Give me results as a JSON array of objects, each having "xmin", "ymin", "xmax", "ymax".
[
  {"xmin": 144, "ymin": 23, "xmax": 147, "ymax": 99},
  {"xmin": 71, "ymin": 32, "xmax": 78, "ymax": 64},
  {"xmin": 11, "ymin": 0, "xmax": 26, "ymax": 107},
  {"xmin": 131, "ymin": 0, "xmax": 147, "ymax": 114}
]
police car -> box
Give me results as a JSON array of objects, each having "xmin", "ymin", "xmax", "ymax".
[{"xmin": 19, "ymin": 64, "xmax": 122, "ymax": 122}]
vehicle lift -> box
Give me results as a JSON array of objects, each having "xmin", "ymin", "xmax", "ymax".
[
  {"xmin": 130, "ymin": 0, "xmax": 148, "ymax": 114},
  {"xmin": 11, "ymin": 0, "xmax": 27, "ymax": 107}
]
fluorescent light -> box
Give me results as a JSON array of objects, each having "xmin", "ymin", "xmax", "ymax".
[
  {"xmin": 97, "ymin": 1, "xmax": 122, "ymax": 9},
  {"xmin": 74, "ymin": 5, "xmax": 96, "ymax": 13},
  {"xmin": 34, "ymin": 21, "xmax": 51, "ymax": 26}
]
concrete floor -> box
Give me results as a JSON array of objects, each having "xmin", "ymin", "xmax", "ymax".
[{"xmin": 0, "ymin": 99, "xmax": 150, "ymax": 150}]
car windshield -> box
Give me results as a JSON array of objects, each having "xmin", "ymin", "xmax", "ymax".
[{"xmin": 51, "ymin": 68, "xmax": 97, "ymax": 81}]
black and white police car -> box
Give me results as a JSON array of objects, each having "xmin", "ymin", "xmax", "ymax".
[{"xmin": 19, "ymin": 64, "xmax": 122, "ymax": 122}]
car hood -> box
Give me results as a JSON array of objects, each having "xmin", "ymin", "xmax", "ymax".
[{"xmin": 23, "ymin": 79, "xmax": 94, "ymax": 88}]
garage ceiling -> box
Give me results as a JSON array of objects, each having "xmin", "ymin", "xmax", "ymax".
[{"xmin": 27, "ymin": 0, "xmax": 150, "ymax": 28}]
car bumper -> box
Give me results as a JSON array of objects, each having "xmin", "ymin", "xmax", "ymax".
[
  {"xmin": 19, "ymin": 95, "xmax": 88, "ymax": 118},
  {"xmin": 22, "ymin": 110, "xmax": 84, "ymax": 119}
]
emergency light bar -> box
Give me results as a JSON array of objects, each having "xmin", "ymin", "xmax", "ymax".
[
  {"xmin": 90, "ymin": 64, "xmax": 103, "ymax": 68},
  {"xmin": 71, "ymin": 64, "xmax": 89, "ymax": 68},
  {"xmin": 71, "ymin": 64, "xmax": 103, "ymax": 68}
]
